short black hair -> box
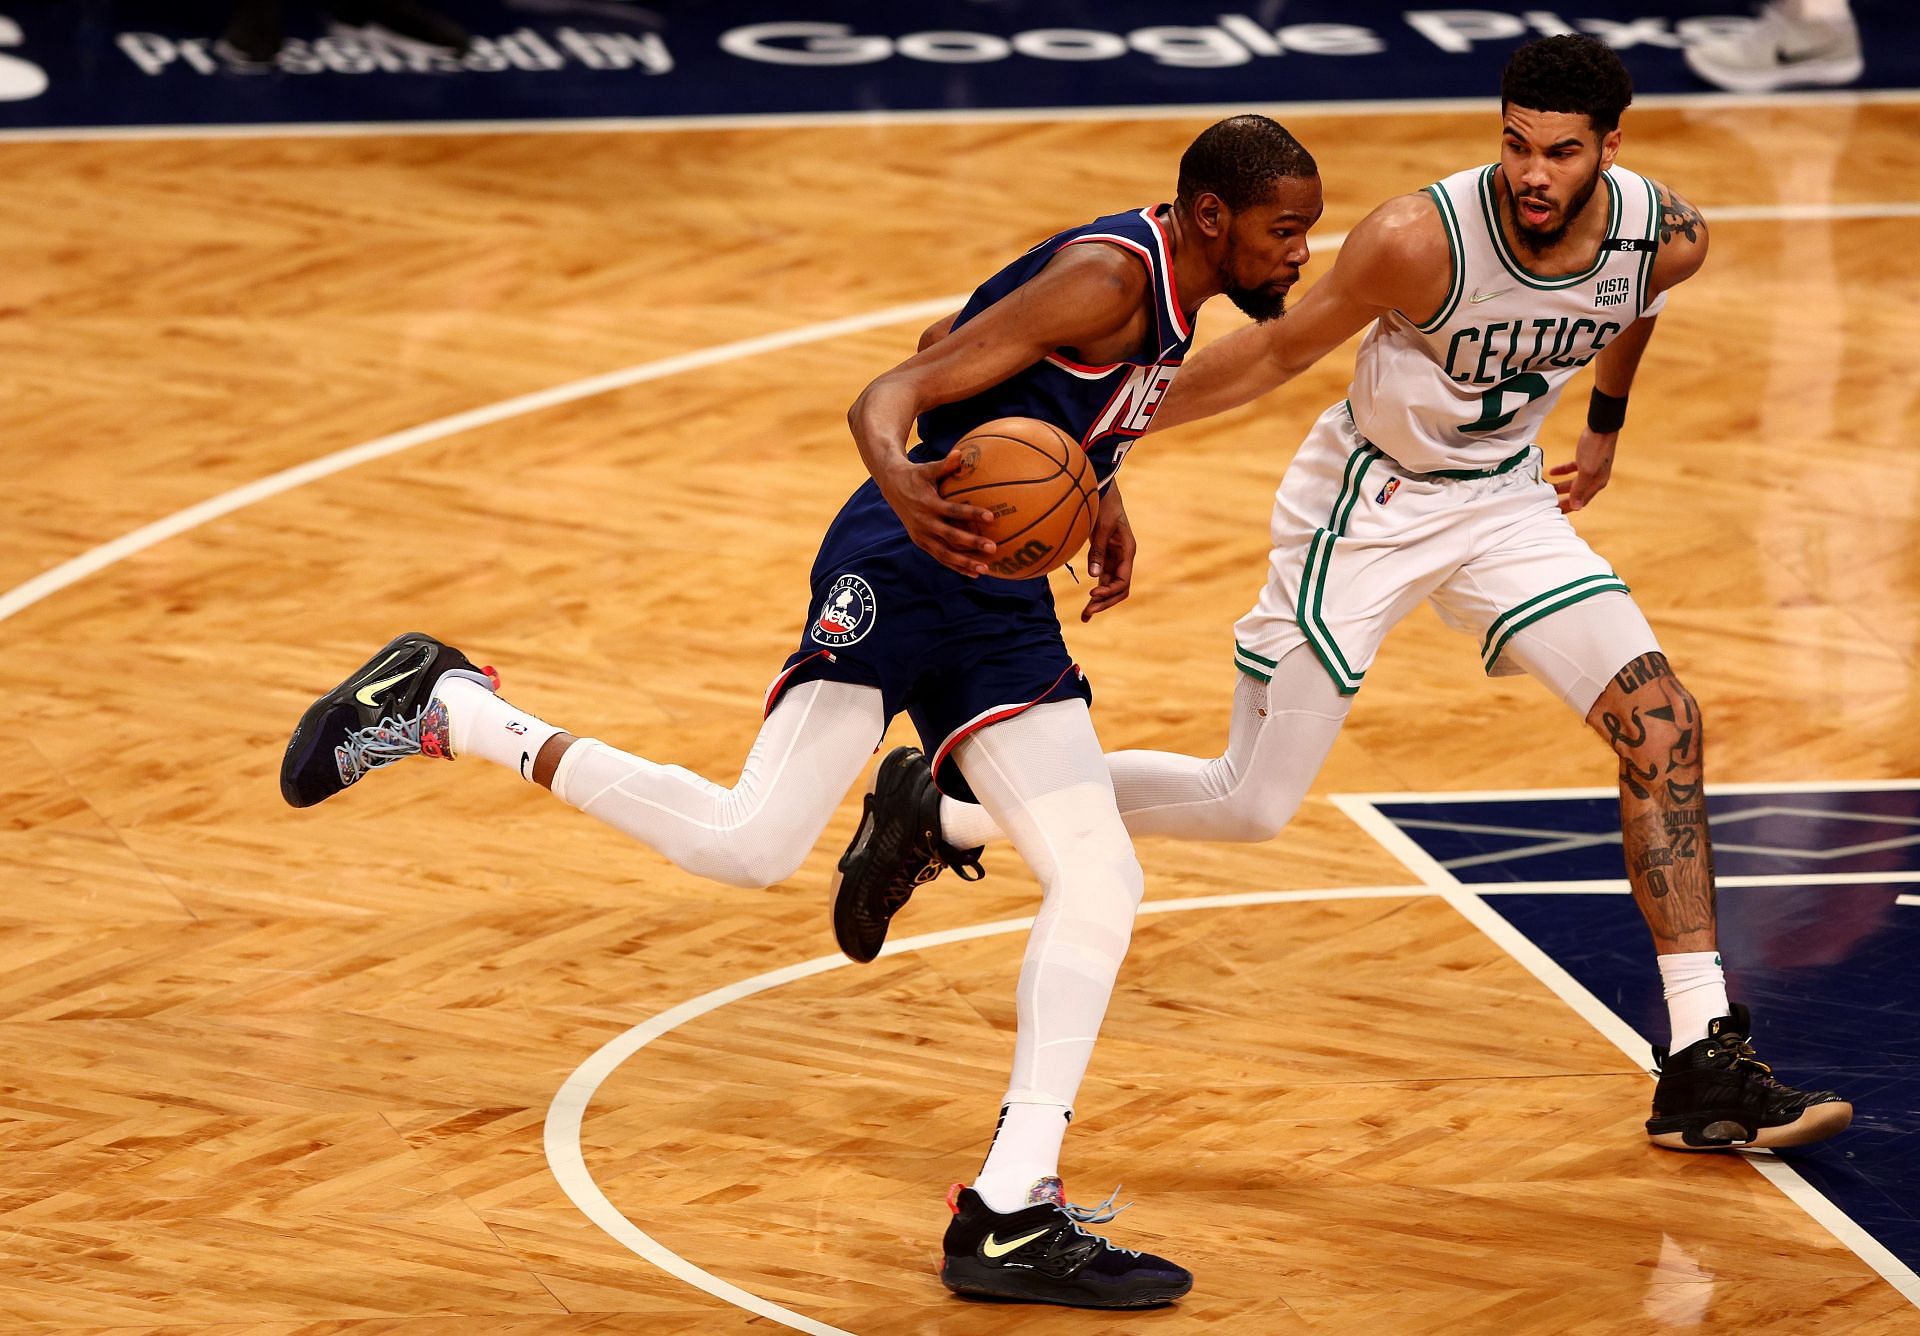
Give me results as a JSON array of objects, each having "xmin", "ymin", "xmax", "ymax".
[
  {"xmin": 1501, "ymin": 35, "xmax": 1633, "ymax": 134},
  {"xmin": 1176, "ymin": 115, "xmax": 1317, "ymax": 213}
]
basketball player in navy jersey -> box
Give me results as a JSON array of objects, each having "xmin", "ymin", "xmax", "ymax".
[
  {"xmin": 840, "ymin": 37, "xmax": 1851, "ymax": 1158},
  {"xmin": 280, "ymin": 116, "xmax": 1324, "ymax": 1308}
]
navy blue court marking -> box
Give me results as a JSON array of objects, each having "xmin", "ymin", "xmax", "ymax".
[
  {"xmin": 1377, "ymin": 787, "xmax": 1920, "ymax": 883},
  {"xmin": 0, "ymin": 1, "xmax": 1915, "ymax": 133},
  {"xmin": 1490, "ymin": 882, "xmax": 1920, "ymax": 1282},
  {"xmin": 1357, "ymin": 782, "xmax": 1920, "ymax": 1297}
]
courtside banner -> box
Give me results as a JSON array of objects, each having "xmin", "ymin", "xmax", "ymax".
[{"xmin": 0, "ymin": 1, "xmax": 1913, "ymax": 132}]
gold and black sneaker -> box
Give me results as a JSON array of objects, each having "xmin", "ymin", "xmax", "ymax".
[
  {"xmin": 940, "ymin": 1177, "xmax": 1193, "ymax": 1309},
  {"xmin": 1646, "ymin": 1005, "xmax": 1852, "ymax": 1150},
  {"xmin": 279, "ymin": 632, "xmax": 494, "ymax": 809},
  {"xmin": 830, "ymin": 746, "xmax": 983, "ymax": 962}
]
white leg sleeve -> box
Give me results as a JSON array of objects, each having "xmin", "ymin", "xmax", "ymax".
[
  {"xmin": 1495, "ymin": 591, "xmax": 1660, "ymax": 719},
  {"xmin": 551, "ymin": 679, "xmax": 883, "ymax": 888},
  {"xmin": 1108, "ymin": 649, "xmax": 1350, "ymax": 840},
  {"xmin": 952, "ymin": 699, "xmax": 1144, "ymax": 1112},
  {"xmin": 941, "ymin": 645, "xmax": 1349, "ymax": 848}
]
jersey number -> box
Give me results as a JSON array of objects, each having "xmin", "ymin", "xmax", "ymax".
[{"xmin": 1461, "ymin": 373, "xmax": 1550, "ymax": 434}]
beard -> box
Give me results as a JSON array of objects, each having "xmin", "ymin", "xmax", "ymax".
[
  {"xmin": 1225, "ymin": 283, "xmax": 1287, "ymax": 323},
  {"xmin": 1507, "ymin": 163, "xmax": 1602, "ymax": 254}
]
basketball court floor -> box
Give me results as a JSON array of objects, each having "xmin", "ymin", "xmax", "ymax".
[{"xmin": 3, "ymin": 16, "xmax": 1918, "ymax": 1334}]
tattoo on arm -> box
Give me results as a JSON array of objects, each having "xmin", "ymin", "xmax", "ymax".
[{"xmin": 1656, "ymin": 184, "xmax": 1704, "ymax": 246}]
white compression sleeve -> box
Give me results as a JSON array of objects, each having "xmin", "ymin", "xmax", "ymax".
[
  {"xmin": 956, "ymin": 698, "xmax": 1143, "ymax": 1206},
  {"xmin": 551, "ymin": 679, "xmax": 883, "ymax": 888},
  {"xmin": 955, "ymin": 699, "xmax": 1144, "ymax": 1111},
  {"xmin": 941, "ymin": 645, "xmax": 1350, "ymax": 848}
]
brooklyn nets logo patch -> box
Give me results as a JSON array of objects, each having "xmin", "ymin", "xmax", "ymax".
[{"xmin": 811, "ymin": 572, "xmax": 877, "ymax": 647}]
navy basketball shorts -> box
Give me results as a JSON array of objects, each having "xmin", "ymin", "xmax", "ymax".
[{"xmin": 767, "ymin": 482, "xmax": 1092, "ymax": 801}]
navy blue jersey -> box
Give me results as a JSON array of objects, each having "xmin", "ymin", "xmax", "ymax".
[
  {"xmin": 917, "ymin": 205, "xmax": 1196, "ymax": 486},
  {"xmin": 772, "ymin": 204, "xmax": 1200, "ymax": 798}
]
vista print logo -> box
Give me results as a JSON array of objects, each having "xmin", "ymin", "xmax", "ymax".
[{"xmin": 0, "ymin": 14, "xmax": 48, "ymax": 102}]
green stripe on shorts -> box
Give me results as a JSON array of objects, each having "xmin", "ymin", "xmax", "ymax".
[
  {"xmin": 1481, "ymin": 575, "xmax": 1632, "ymax": 673},
  {"xmin": 1296, "ymin": 529, "xmax": 1364, "ymax": 696}
]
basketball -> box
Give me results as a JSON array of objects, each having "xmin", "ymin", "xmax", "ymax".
[{"xmin": 938, "ymin": 417, "xmax": 1099, "ymax": 579}]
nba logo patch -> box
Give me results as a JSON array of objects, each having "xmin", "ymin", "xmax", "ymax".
[
  {"xmin": 1375, "ymin": 477, "xmax": 1401, "ymax": 505},
  {"xmin": 811, "ymin": 572, "xmax": 877, "ymax": 647}
]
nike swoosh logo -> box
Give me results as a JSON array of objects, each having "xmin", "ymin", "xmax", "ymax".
[
  {"xmin": 982, "ymin": 1227, "xmax": 1050, "ymax": 1259},
  {"xmin": 352, "ymin": 649, "xmax": 415, "ymax": 707},
  {"xmin": 1469, "ymin": 287, "xmax": 1510, "ymax": 304},
  {"xmin": 519, "ymin": 751, "xmax": 532, "ymax": 780}
]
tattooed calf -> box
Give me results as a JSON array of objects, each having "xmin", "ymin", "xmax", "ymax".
[{"xmin": 1633, "ymin": 846, "xmax": 1675, "ymax": 874}]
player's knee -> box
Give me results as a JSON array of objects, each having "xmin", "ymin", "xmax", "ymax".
[
  {"xmin": 703, "ymin": 832, "xmax": 809, "ymax": 889},
  {"xmin": 1218, "ymin": 784, "xmax": 1303, "ymax": 842},
  {"xmin": 1601, "ymin": 674, "xmax": 1703, "ymax": 772},
  {"xmin": 1050, "ymin": 839, "xmax": 1144, "ymax": 913}
]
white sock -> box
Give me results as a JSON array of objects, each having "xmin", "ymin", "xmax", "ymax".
[
  {"xmin": 939, "ymin": 794, "xmax": 1000, "ymax": 850},
  {"xmin": 974, "ymin": 1102, "xmax": 1071, "ymax": 1213},
  {"xmin": 430, "ymin": 674, "xmax": 563, "ymax": 780},
  {"xmin": 1659, "ymin": 951, "xmax": 1728, "ymax": 1050}
]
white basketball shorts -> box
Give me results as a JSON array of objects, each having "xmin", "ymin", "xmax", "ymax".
[{"xmin": 1232, "ymin": 400, "xmax": 1660, "ymax": 717}]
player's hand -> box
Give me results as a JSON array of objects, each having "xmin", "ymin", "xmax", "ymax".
[
  {"xmin": 877, "ymin": 452, "xmax": 999, "ymax": 577},
  {"xmin": 1080, "ymin": 486, "xmax": 1132, "ymax": 621},
  {"xmin": 1551, "ymin": 429, "xmax": 1618, "ymax": 513}
]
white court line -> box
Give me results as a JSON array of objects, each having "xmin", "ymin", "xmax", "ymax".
[
  {"xmin": 545, "ymin": 870, "xmax": 1920, "ymax": 1332},
  {"xmin": 1899, "ymin": 894, "xmax": 1920, "ymax": 908},
  {"xmin": 2, "ymin": 87, "xmax": 1916, "ymax": 144},
  {"xmin": 1338, "ymin": 793, "xmax": 1920, "ymax": 1308},
  {"xmin": 6, "ymin": 201, "xmax": 1917, "ymax": 631},
  {"xmin": 1353, "ymin": 778, "xmax": 1920, "ymax": 803},
  {"xmin": 1474, "ymin": 872, "xmax": 1920, "ymax": 893},
  {"xmin": 0, "ymin": 297, "xmax": 958, "ymax": 627},
  {"xmin": 1329, "ymin": 793, "xmax": 1454, "ymax": 887},
  {"xmin": 0, "ymin": 225, "xmax": 1349, "ymax": 631},
  {"xmin": 543, "ymin": 886, "xmax": 1434, "ymax": 1336}
]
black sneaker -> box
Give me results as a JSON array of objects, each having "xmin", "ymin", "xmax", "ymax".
[
  {"xmin": 831, "ymin": 746, "xmax": 983, "ymax": 962},
  {"xmin": 280, "ymin": 632, "xmax": 493, "ymax": 809},
  {"xmin": 328, "ymin": 0, "xmax": 472, "ymax": 57},
  {"xmin": 1645, "ymin": 1005, "xmax": 1852, "ymax": 1150},
  {"xmin": 941, "ymin": 1178, "xmax": 1193, "ymax": 1309}
]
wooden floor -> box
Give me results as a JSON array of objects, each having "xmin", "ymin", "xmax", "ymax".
[{"xmin": 3, "ymin": 96, "xmax": 1918, "ymax": 1333}]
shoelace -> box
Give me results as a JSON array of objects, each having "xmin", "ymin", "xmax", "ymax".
[
  {"xmin": 334, "ymin": 707, "xmax": 427, "ymax": 786},
  {"xmin": 1714, "ymin": 1034, "xmax": 1786, "ymax": 1088},
  {"xmin": 1061, "ymin": 1185, "xmax": 1139, "ymax": 1257}
]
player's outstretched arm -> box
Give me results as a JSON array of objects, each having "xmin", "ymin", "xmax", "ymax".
[
  {"xmin": 917, "ymin": 311, "xmax": 958, "ymax": 352},
  {"xmin": 1149, "ymin": 194, "xmax": 1451, "ymax": 435},
  {"xmin": 1552, "ymin": 184, "xmax": 1708, "ymax": 513},
  {"xmin": 847, "ymin": 246, "xmax": 1148, "ymax": 577}
]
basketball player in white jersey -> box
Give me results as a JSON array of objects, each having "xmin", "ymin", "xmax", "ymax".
[{"xmin": 837, "ymin": 35, "xmax": 1851, "ymax": 1154}]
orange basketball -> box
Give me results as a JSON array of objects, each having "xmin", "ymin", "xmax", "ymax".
[{"xmin": 937, "ymin": 417, "xmax": 1099, "ymax": 580}]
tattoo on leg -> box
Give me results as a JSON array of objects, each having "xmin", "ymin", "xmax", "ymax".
[
  {"xmin": 1632, "ymin": 846, "xmax": 1675, "ymax": 889},
  {"xmin": 1622, "ymin": 756, "xmax": 1656, "ymax": 801},
  {"xmin": 1597, "ymin": 652, "xmax": 1715, "ymax": 949},
  {"xmin": 1604, "ymin": 707, "xmax": 1648, "ymax": 750},
  {"xmin": 1612, "ymin": 652, "xmax": 1668, "ymax": 694}
]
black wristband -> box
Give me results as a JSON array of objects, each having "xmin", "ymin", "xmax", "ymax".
[{"xmin": 1587, "ymin": 388, "xmax": 1628, "ymax": 434}]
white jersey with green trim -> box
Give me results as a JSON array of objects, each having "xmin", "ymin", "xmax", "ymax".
[{"xmin": 1347, "ymin": 162, "xmax": 1666, "ymax": 476}]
